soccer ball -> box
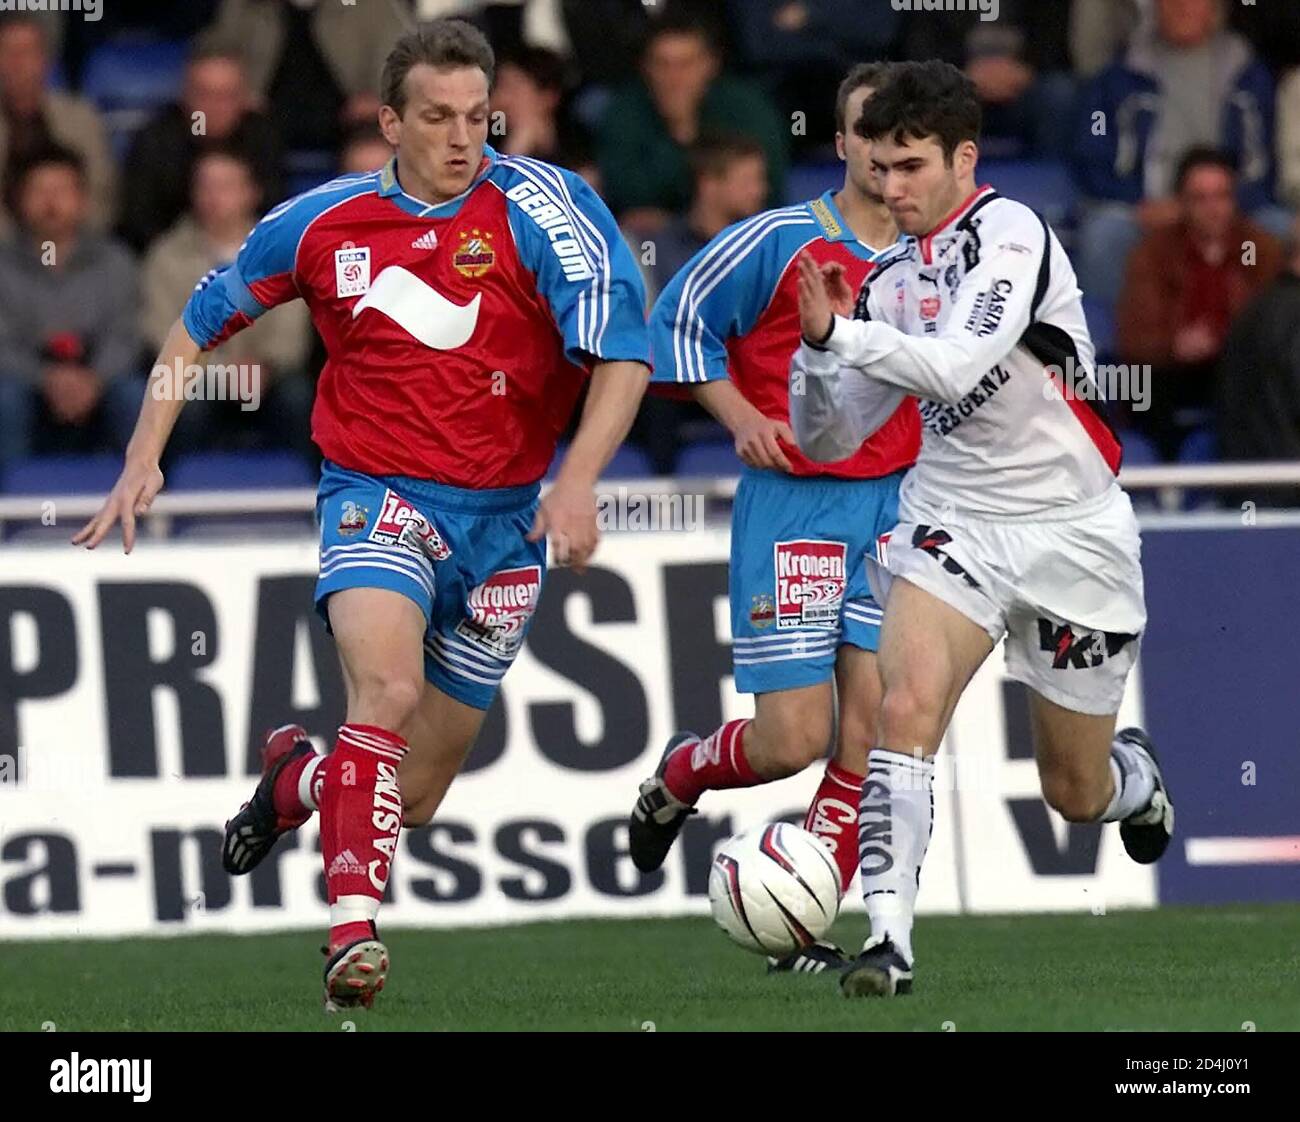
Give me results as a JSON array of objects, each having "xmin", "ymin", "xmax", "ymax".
[{"xmin": 708, "ymin": 822, "xmax": 841, "ymax": 956}]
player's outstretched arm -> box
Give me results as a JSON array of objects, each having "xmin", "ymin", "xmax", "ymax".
[
  {"xmin": 528, "ymin": 358, "xmax": 651, "ymax": 572},
  {"xmin": 71, "ymin": 318, "xmax": 201, "ymax": 553}
]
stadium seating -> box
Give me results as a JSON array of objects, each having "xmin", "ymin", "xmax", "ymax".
[
  {"xmin": 81, "ymin": 37, "xmax": 189, "ymax": 159},
  {"xmin": 675, "ymin": 439, "xmax": 739, "ymax": 477},
  {"xmin": 1082, "ymin": 297, "xmax": 1118, "ymax": 362},
  {"xmin": 784, "ymin": 160, "xmax": 841, "ymax": 206},
  {"xmin": 547, "ymin": 442, "xmax": 655, "ymax": 481},
  {"xmin": 979, "ymin": 159, "xmax": 1077, "ymax": 231},
  {"xmin": 0, "ymin": 453, "xmax": 123, "ymax": 495},
  {"xmin": 166, "ymin": 450, "xmax": 316, "ymax": 490}
]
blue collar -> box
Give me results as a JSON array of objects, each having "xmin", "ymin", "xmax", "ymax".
[
  {"xmin": 808, "ymin": 190, "xmax": 896, "ymax": 262},
  {"xmin": 377, "ymin": 145, "xmax": 499, "ymax": 217}
]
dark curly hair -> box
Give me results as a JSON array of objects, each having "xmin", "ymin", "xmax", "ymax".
[{"xmin": 855, "ymin": 60, "xmax": 981, "ymax": 164}]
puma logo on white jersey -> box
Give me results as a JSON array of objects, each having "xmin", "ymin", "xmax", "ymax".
[{"xmin": 352, "ymin": 265, "xmax": 481, "ymax": 350}]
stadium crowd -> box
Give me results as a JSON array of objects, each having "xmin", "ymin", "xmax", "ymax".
[{"xmin": 0, "ymin": 0, "xmax": 1298, "ymax": 489}]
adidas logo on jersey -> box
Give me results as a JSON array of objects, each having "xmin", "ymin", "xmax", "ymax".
[
  {"xmin": 327, "ymin": 849, "xmax": 366, "ymax": 878},
  {"xmin": 411, "ymin": 230, "xmax": 438, "ymax": 251}
]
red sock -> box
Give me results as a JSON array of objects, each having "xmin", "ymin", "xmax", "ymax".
[
  {"xmin": 662, "ymin": 719, "xmax": 758, "ymax": 805},
  {"xmin": 803, "ymin": 761, "xmax": 863, "ymax": 894},
  {"xmin": 319, "ymin": 723, "xmax": 406, "ymax": 950}
]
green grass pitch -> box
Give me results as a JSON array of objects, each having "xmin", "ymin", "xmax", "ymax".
[{"xmin": 3, "ymin": 905, "xmax": 1297, "ymax": 1032}]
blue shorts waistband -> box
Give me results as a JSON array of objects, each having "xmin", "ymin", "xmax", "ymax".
[{"xmin": 323, "ymin": 460, "xmax": 541, "ymax": 513}]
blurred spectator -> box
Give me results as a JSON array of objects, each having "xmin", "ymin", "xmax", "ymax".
[
  {"xmin": 1116, "ymin": 148, "xmax": 1284, "ymax": 461},
  {"xmin": 0, "ymin": 15, "xmax": 117, "ymax": 235},
  {"xmin": 0, "ymin": 148, "xmax": 139, "ymax": 467},
  {"xmin": 141, "ymin": 148, "xmax": 313, "ymax": 457},
  {"xmin": 1073, "ymin": 0, "xmax": 1280, "ymax": 305},
  {"xmin": 560, "ymin": 0, "xmax": 721, "ymax": 88},
  {"xmin": 205, "ymin": 0, "xmax": 412, "ymax": 154},
  {"xmin": 1228, "ymin": 0, "xmax": 1300, "ymax": 77},
  {"xmin": 118, "ymin": 45, "xmax": 284, "ymax": 253},
  {"xmin": 1070, "ymin": 0, "xmax": 1142, "ymax": 78},
  {"xmin": 415, "ymin": 1, "xmax": 572, "ymax": 58},
  {"xmin": 597, "ymin": 11, "xmax": 787, "ymax": 233},
  {"xmin": 340, "ymin": 122, "xmax": 394, "ymax": 175},
  {"xmin": 1216, "ymin": 216, "xmax": 1300, "ymax": 489},
  {"xmin": 58, "ymin": 0, "xmax": 223, "ymax": 87},
  {"xmin": 647, "ymin": 134, "xmax": 767, "ymax": 296},
  {"xmin": 726, "ymin": 1, "xmax": 900, "ymax": 151},
  {"xmin": 490, "ymin": 46, "xmax": 589, "ymax": 168},
  {"xmin": 899, "ymin": 0, "xmax": 1076, "ymax": 160},
  {"xmin": 1277, "ymin": 70, "xmax": 1300, "ymax": 212}
]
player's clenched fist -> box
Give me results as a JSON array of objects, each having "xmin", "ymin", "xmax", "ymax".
[
  {"xmin": 733, "ymin": 413, "xmax": 795, "ymax": 473},
  {"xmin": 527, "ymin": 479, "xmax": 599, "ymax": 572},
  {"xmin": 71, "ymin": 459, "xmax": 165, "ymax": 553}
]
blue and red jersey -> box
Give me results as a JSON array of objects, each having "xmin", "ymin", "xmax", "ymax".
[
  {"xmin": 184, "ymin": 148, "xmax": 649, "ymax": 488},
  {"xmin": 650, "ymin": 191, "xmax": 919, "ymax": 479}
]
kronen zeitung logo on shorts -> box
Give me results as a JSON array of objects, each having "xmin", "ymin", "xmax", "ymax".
[
  {"xmin": 775, "ymin": 540, "xmax": 846, "ymax": 629},
  {"xmin": 150, "ymin": 358, "xmax": 261, "ymax": 411},
  {"xmin": 1042, "ymin": 356, "xmax": 1151, "ymax": 412}
]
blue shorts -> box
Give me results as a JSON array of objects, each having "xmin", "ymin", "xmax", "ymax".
[
  {"xmin": 315, "ymin": 461, "xmax": 546, "ymax": 710},
  {"xmin": 730, "ymin": 466, "xmax": 904, "ymax": 695}
]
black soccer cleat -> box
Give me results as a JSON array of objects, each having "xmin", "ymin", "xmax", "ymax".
[
  {"xmin": 768, "ymin": 939, "xmax": 848, "ymax": 975},
  {"xmin": 840, "ymin": 935, "xmax": 914, "ymax": 997},
  {"xmin": 322, "ymin": 921, "xmax": 389, "ymax": 1012},
  {"xmin": 1116, "ymin": 727, "xmax": 1175, "ymax": 865},
  {"xmin": 222, "ymin": 725, "xmax": 316, "ymax": 875},
  {"xmin": 628, "ymin": 732, "xmax": 699, "ymax": 873}
]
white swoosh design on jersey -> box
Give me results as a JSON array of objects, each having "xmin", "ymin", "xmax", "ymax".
[{"xmin": 352, "ymin": 265, "xmax": 481, "ymax": 350}]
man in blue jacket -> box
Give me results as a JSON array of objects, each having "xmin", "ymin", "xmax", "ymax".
[{"xmin": 1072, "ymin": 0, "xmax": 1282, "ymax": 305}]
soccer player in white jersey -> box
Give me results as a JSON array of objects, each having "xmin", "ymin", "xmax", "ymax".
[{"xmin": 789, "ymin": 61, "xmax": 1175, "ymax": 998}]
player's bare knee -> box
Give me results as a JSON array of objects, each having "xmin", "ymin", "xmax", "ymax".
[
  {"xmin": 877, "ymin": 685, "xmax": 943, "ymax": 747},
  {"xmin": 752, "ymin": 703, "xmax": 832, "ymax": 775},
  {"xmin": 1042, "ymin": 774, "xmax": 1108, "ymax": 823},
  {"xmin": 349, "ymin": 673, "xmax": 423, "ymax": 731}
]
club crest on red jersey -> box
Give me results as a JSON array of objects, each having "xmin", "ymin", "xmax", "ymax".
[
  {"xmin": 456, "ymin": 565, "xmax": 542, "ymax": 657},
  {"xmin": 453, "ymin": 228, "xmax": 495, "ymax": 277},
  {"xmin": 773, "ymin": 540, "xmax": 846, "ymax": 629}
]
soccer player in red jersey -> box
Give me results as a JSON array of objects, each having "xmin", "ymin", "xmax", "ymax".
[{"xmin": 75, "ymin": 21, "xmax": 651, "ymax": 1010}]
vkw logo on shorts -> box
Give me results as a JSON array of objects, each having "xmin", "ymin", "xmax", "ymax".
[
  {"xmin": 773, "ymin": 540, "xmax": 846, "ymax": 630},
  {"xmin": 368, "ymin": 488, "xmax": 452, "ymax": 561},
  {"xmin": 1037, "ymin": 620, "xmax": 1137, "ymax": 669},
  {"xmin": 456, "ymin": 565, "xmax": 542, "ymax": 657}
]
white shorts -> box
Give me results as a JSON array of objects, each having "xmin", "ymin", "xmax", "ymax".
[{"xmin": 866, "ymin": 485, "xmax": 1146, "ymax": 716}]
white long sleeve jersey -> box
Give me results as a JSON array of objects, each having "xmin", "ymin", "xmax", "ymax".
[{"xmin": 790, "ymin": 187, "xmax": 1123, "ymax": 518}]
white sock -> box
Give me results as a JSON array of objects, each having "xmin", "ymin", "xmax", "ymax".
[
  {"xmin": 330, "ymin": 894, "xmax": 379, "ymax": 929},
  {"xmin": 1101, "ymin": 735, "xmax": 1156, "ymax": 822},
  {"xmin": 298, "ymin": 751, "xmax": 327, "ymax": 812},
  {"xmin": 859, "ymin": 748, "xmax": 934, "ymax": 964}
]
